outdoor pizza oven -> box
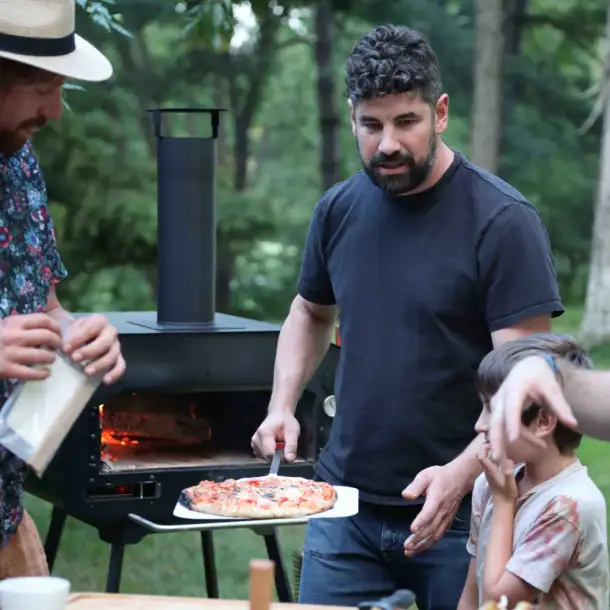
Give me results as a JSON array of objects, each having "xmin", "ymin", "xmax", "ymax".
[{"xmin": 23, "ymin": 108, "xmax": 339, "ymax": 600}]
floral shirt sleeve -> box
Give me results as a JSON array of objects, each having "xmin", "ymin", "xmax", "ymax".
[{"xmin": 0, "ymin": 140, "xmax": 68, "ymax": 539}]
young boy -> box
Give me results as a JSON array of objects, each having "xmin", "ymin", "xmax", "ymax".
[{"xmin": 457, "ymin": 333, "xmax": 609, "ymax": 610}]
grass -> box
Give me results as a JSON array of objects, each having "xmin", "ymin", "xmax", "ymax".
[{"xmin": 23, "ymin": 305, "xmax": 610, "ymax": 599}]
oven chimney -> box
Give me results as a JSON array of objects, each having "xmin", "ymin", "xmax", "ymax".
[{"xmin": 149, "ymin": 108, "xmax": 225, "ymax": 327}]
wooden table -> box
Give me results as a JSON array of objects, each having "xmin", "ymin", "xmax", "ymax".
[{"xmin": 67, "ymin": 593, "xmax": 347, "ymax": 610}]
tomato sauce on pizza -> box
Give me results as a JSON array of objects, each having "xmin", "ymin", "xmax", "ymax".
[{"xmin": 181, "ymin": 475, "xmax": 338, "ymax": 519}]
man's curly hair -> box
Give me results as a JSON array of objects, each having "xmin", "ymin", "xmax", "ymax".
[{"xmin": 345, "ymin": 25, "xmax": 442, "ymax": 107}]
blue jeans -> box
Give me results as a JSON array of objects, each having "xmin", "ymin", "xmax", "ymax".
[{"xmin": 298, "ymin": 501, "xmax": 471, "ymax": 610}]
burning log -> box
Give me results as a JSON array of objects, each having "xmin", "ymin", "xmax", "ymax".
[{"xmin": 99, "ymin": 396, "xmax": 212, "ymax": 446}]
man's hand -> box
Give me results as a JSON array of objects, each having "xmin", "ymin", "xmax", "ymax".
[
  {"xmin": 63, "ymin": 314, "xmax": 125, "ymax": 385},
  {"xmin": 402, "ymin": 463, "xmax": 467, "ymax": 556},
  {"xmin": 0, "ymin": 313, "xmax": 64, "ymax": 380},
  {"xmin": 251, "ymin": 411, "xmax": 300, "ymax": 462},
  {"xmin": 488, "ymin": 355, "xmax": 576, "ymax": 469}
]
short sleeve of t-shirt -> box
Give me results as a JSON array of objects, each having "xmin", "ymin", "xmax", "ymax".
[
  {"xmin": 506, "ymin": 496, "xmax": 580, "ymax": 593},
  {"xmin": 477, "ymin": 202, "xmax": 564, "ymax": 331},
  {"xmin": 466, "ymin": 473, "xmax": 489, "ymax": 557},
  {"xmin": 297, "ymin": 197, "xmax": 335, "ymax": 306}
]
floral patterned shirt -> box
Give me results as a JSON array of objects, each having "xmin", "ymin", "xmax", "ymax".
[{"xmin": 0, "ymin": 141, "xmax": 67, "ymax": 540}]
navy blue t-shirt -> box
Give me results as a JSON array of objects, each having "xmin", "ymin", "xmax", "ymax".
[{"xmin": 297, "ymin": 151, "xmax": 564, "ymax": 505}]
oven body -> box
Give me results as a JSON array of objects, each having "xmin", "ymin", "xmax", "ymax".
[{"xmin": 25, "ymin": 311, "xmax": 339, "ymax": 530}]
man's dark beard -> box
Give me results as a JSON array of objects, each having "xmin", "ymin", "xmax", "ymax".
[
  {"xmin": 0, "ymin": 117, "xmax": 46, "ymax": 156},
  {"xmin": 359, "ymin": 133, "xmax": 437, "ymax": 196}
]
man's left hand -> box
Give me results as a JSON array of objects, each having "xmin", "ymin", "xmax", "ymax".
[
  {"xmin": 402, "ymin": 464, "xmax": 467, "ymax": 556},
  {"xmin": 63, "ymin": 314, "xmax": 125, "ymax": 385}
]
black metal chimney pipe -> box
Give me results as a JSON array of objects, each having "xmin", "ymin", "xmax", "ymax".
[{"xmin": 148, "ymin": 108, "xmax": 225, "ymax": 327}]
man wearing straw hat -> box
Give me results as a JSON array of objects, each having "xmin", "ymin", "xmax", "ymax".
[{"xmin": 0, "ymin": 0, "xmax": 125, "ymax": 579}]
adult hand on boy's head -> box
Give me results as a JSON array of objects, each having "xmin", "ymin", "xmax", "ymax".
[
  {"xmin": 402, "ymin": 463, "xmax": 466, "ymax": 556},
  {"xmin": 488, "ymin": 355, "xmax": 576, "ymax": 469}
]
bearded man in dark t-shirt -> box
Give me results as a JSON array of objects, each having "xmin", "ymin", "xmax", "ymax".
[{"xmin": 251, "ymin": 24, "xmax": 563, "ymax": 610}]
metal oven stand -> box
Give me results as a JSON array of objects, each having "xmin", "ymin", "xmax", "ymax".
[{"xmin": 43, "ymin": 506, "xmax": 301, "ymax": 602}]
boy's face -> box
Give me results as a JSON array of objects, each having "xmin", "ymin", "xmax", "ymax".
[{"xmin": 475, "ymin": 398, "xmax": 557, "ymax": 463}]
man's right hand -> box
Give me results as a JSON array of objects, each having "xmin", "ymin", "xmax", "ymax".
[
  {"xmin": 0, "ymin": 313, "xmax": 64, "ymax": 381},
  {"xmin": 251, "ymin": 411, "xmax": 301, "ymax": 462}
]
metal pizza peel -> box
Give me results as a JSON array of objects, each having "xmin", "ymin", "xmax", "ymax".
[{"xmin": 268, "ymin": 441, "xmax": 285, "ymax": 476}]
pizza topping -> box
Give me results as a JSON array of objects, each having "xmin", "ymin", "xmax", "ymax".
[{"xmin": 182, "ymin": 475, "xmax": 338, "ymax": 519}]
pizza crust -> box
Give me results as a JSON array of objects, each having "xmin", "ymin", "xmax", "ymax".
[{"xmin": 181, "ymin": 475, "xmax": 338, "ymax": 519}]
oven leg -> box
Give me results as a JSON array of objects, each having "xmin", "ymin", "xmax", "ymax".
[
  {"xmin": 105, "ymin": 542, "xmax": 125, "ymax": 593},
  {"xmin": 200, "ymin": 531, "xmax": 219, "ymax": 598},
  {"xmin": 262, "ymin": 529, "xmax": 293, "ymax": 603},
  {"xmin": 44, "ymin": 506, "xmax": 67, "ymax": 573}
]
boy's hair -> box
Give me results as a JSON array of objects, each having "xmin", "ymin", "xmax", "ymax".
[
  {"xmin": 344, "ymin": 25, "xmax": 442, "ymax": 108},
  {"xmin": 477, "ymin": 333, "xmax": 593, "ymax": 454}
]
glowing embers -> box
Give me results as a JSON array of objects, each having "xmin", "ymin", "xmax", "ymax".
[{"xmin": 97, "ymin": 391, "xmax": 262, "ymax": 473}]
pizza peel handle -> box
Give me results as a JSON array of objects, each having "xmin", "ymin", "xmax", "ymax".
[
  {"xmin": 269, "ymin": 441, "xmax": 285, "ymax": 476},
  {"xmin": 249, "ymin": 559, "xmax": 275, "ymax": 610}
]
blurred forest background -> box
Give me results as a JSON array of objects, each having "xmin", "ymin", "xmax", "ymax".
[
  {"xmin": 24, "ymin": 0, "xmax": 610, "ymax": 600},
  {"xmin": 40, "ymin": 0, "xmax": 610, "ymax": 343}
]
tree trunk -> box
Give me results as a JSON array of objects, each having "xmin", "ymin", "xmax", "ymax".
[
  {"xmin": 470, "ymin": 0, "xmax": 505, "ymax": 173},
  {"xmin": 217, "ymin": 12, "xmax": 281, "ymax": 313},
  {"xmin": 314, "ymin": 0, "xmax": 341, "ymax": 190},
  {"xmin": 579, "ymin": 5, "xmax": 610, "ymax": 346}
]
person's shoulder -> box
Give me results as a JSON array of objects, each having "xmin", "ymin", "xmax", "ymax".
[
  {"xmin": 538, "ymin": 464, "xmax": 606, "ymax": 531},
  {"xmin": 458, "ymin": 153, "xmax": 529, "ymax": 205},
  {"xmin": 312, "ymin": 171, "xmax": 372, "ymax": 235},
  {"xmin": 316, "ymin": 171, "xmax": 370, "ymax": 213},
  {"xmin": 455, "ymin": 153, "xmax": 542, "ymax": 224}
]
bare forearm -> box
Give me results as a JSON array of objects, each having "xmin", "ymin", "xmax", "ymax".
[
  {"xmin": 483, "ymin": 499, "xmax": 515, "ymax": 600},
  {"xmin": 457, "ymin": 559, "xmax": 479, "ymax": 610},
  {"xmin": 559, "ymin": 360, "xmax": 610, "ymax": 440},
  {"xmin": 268, "ymin": 298, "xmax": 336, "ymax": 414},
  {"xmin": 449, "ymin": 433, "xmax": 486, "ymax": 493},
  {"xmin": 456, "ymin": 594, "xmax": 477, "ymax": 610}
]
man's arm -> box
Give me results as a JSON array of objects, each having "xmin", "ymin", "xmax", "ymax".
[
  {"xmin": 268, "ymin": 295, "xmax": 337, "ymax": 414},
  {"xmin": 489, "ymin": 355, "xmax": 610, "ymax": 465},
  {"xmin": 449, "ymin": 313, "xmax": 552, "ymax": 491},
  {"xmin": 553, "ymin": 358, "xmax": 610, "ymax": 439}
]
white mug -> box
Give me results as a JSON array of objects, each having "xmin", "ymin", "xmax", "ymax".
[{"xmin": 0, "ymin": 576, "xmax": 70, "ymax": 610}]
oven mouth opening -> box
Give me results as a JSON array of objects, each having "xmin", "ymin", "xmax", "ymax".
[{"xmin": 97, "ymin": 391, "xmax": 307, "ymax": 473}]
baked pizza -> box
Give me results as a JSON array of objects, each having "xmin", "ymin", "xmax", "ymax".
[{"xmin": 180, "ymin": 475, "xmax": 338, "ymax": 519}]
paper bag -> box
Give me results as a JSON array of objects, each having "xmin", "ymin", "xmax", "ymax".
[{"xmin": 0, "ymin": 352, "xmax": 101, "ymax": 477}]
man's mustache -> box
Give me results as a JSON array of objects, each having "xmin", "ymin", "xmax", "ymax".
[
  {"xmin": 18, "ymin": 117, "xmax": 46, "ymax": 131},
  {"xmin": 370, "ymin": 150, "xmax": 415, "ymax": 167}
]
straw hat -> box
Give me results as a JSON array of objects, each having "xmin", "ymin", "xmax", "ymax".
[{"xmin": 0, "ymin": 0, "xmax": 112, "ymax": 81}]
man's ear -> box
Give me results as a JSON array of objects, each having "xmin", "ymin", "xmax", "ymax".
[
  {"xmin": 348, "ymin": 99, "xmax": 357, "ymax": 137},
  {"xmin": 435, "ymin": 93, "xmax": 449, "ymax": 135}
]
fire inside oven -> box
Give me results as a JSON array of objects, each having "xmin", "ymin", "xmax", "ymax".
[{"xmin": 97, "ymin": 390, "xmax": 307, "ymax": 473}]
